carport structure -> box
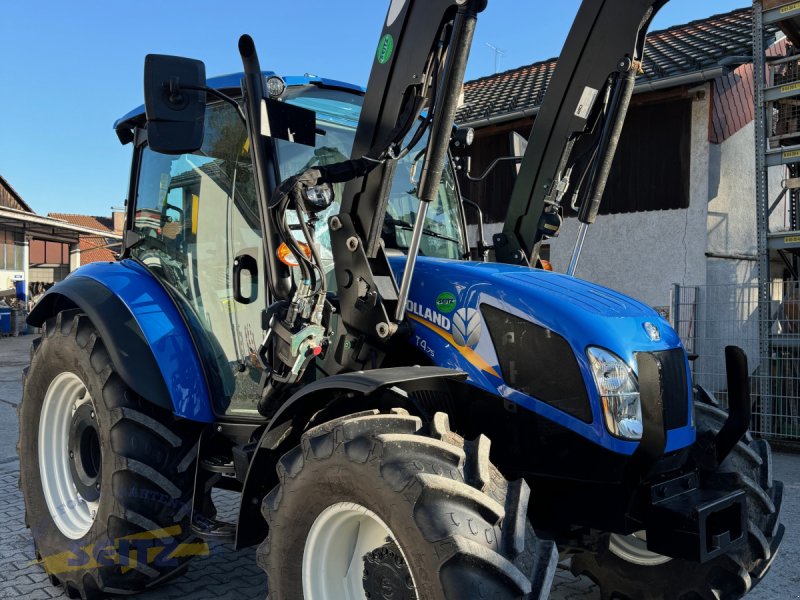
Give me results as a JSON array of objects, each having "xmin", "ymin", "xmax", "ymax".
[{"xmin": 0, "ymin": 205, "xmax": 122, "ymax": 298}]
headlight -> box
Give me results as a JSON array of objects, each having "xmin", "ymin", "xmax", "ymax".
[{"xmin": 587, "ymin": 347, "xmax": 642, "ymax": 440}]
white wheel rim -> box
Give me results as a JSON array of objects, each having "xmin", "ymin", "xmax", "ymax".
[
  {"xmin": 302, "ymin": 502, "xmax": 416, "ymax": 600},
  {"xmin": 38, "ymin": 372, "xmax": 100, "ymax": 539},
  {"xmin": 609, "ymin": 531, "xmax": 672, "ymax": 566}
]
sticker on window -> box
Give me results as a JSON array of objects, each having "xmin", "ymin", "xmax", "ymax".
[{"xmin": 574, "ymin": 86, "xmax": 599, "ymax": 120}]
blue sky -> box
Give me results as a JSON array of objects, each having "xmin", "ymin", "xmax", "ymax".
[{"xmin": 0, "ymin": 0, "xmax": 743, "ymax": 217}]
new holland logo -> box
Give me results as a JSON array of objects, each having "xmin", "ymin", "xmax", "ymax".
[
  {"xmin": 407, "ymin": 300, "xmax": 451, "ymax": 330},
  {"xmin": 452, "ymin": 308, "xmax": 481, "ymax": 348}
]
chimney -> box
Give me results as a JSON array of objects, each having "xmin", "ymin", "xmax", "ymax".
[{"xmin": 112, "ymin": 207, "xmax": 125, "ymax": 234}]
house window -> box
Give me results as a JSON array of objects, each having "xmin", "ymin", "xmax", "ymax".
[
  {"xmin": 0, "ymin": 231, "xmax": 24, "ymax": 270},
  {"xmin": 29, "ymin": 239, "xmax": 69, "ymax": 266}
]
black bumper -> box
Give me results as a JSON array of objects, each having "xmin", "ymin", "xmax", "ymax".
[
  {"xmin": 626, "ymin": 346, "xmax": 752, "ymax": 563},
  {"xmin": 642, "ymin": 471, "xmax": 746, "ymax": 562}
]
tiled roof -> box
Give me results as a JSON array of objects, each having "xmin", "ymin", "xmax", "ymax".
[
  {"xmin": 48, "ymin": 213, "xmax": 119, "ymax": 264},
  {"xmin": 457, "ymin": 7, "xmax": 776, "ymax": 125},
  {"xmin": 79, "ymin": 236, "xmax": 118, "ymax": 264},
  {"xmin": 48, "ymin": 213, "xmax": 114, "ymax": 232}
]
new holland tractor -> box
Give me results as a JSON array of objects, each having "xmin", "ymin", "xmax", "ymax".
[{"xmin": 18, "ymin": 0, "xmax": 783, "ymax": 598}]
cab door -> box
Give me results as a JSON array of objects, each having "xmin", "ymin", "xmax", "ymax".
[{"xmin": 130, "ymin": 101, "xmax": 267, "ymax": 417}]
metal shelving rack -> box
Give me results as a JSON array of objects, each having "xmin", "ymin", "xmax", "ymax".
[
  {"xmin": 754, "ymin": 1, "xmax": 800, "ymax": 437},
  {"xmin": 755, "ymin": 2, "xmax": 800, "ymax": 265}
]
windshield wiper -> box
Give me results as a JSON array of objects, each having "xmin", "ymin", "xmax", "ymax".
[{"xmin": 391, "ymin": 221, "xmax": 460, "ymax": 246}]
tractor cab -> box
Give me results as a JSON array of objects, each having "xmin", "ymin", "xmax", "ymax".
[{"xmin": 114, "ymin": 74, "xmax": 468, "ymax": 418}]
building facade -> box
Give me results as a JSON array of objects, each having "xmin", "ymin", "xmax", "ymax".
[
  {"xmin": 0, "ymin": 175, "xmax": 122, "ymax": 301},
  {"xmin": 455, "ymin": 7, "xmax": 788, "ymax": 312}
]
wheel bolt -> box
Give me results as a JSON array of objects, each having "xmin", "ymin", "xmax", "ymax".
[
  {"xmin": 90, "ymin": 411, "xmax": 95, "ymax": 420},
  {"xmin": 95, "ymin": 483, "xmax": 100, "ymax": 491},
  {"xmin": 69, "ymin": 451, "xmax": 74, "ymax": 459}
]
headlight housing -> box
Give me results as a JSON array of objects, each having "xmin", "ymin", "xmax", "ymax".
[{"xmin": 587, "ymin": 347, "xmax": 642, "ymax": 440}]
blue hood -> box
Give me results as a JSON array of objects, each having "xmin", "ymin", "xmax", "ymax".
[{"xmin": 389, "ymin": 256, "xmax": 692, "ymax": 456}]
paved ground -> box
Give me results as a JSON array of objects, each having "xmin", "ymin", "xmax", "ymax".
[{"xmin": 0, "ymin": 334, "xmax": 796, "ymax": 599}]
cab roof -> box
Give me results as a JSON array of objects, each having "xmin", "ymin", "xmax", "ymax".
[{"xmin": 113, "ymin": 71, "xmax": 364, "ymax": 131}]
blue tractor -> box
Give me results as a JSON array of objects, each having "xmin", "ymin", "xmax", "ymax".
[{"xmin": 18, "ymin": 1, "xmax": 783, "ymax": 598}]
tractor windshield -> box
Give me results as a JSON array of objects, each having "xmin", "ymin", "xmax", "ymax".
[
  {"xmin": 131, "ymin": 86, "xmax": 466, "ymax": 282},
  {"xmin": 275, "ymin": 86, "xmax": 466, "ymax": 265},
  {"xmin": 129, "ymin": 85, "xmax": 465, "ymax": 415}
]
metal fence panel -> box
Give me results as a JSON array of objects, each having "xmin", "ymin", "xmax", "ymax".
[{"xmin": 671, "ymin": 281, "xmax": 800, "ymax": 442}]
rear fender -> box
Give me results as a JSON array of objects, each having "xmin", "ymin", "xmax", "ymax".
[
  {"xmin": 235, "ymin": 366, "xmax": 467, "ymax": 548},
  {"xmin": 28, "ymin": 261, "xmax": 214, "ymax": 423}
]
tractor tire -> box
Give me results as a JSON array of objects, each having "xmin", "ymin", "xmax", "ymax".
[
  {"xmin": 18, "ymin": 310, "xmax": 203, "ymax": 599},
  {"xmin": 257, "ymin": 409, "xmax": 557, "ymax": 599},
  {"xmin": 570, "ymin": 402, "xmax": 785, "ymax": 600}
]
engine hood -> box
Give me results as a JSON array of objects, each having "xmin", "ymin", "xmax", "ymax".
[
  {"xmin": 387, "ymin": 256, "xmax": 691, "ymax": 455},
  {"xmin": 389, "ymin": 256, "xmax": 681, "ymax": 367}
]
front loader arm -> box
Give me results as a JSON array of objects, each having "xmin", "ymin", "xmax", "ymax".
[
  {"xmin": 323, "ymin": 0, "xmax": 486, "ymax": 373},
  {"xmin": 258, "ymin": 0, "xmax": 486, "ymax": 393},
  {"xmin": 496, "ymin": 0, "xmax": 668, "ymax": 266}
]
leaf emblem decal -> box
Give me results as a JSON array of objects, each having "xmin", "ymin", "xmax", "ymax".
[{"xmin": 452, "ymin": 308, "xmax": 481, "ymax": 348}]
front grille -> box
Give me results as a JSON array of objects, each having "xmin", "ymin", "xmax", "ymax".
[
  {"xmin": 649, "ymin": 348, "xmax": 689, "ymax": 430},
  {"xmin": 482, "ymin": 304, "xmax": 591, "ymax": 423}
]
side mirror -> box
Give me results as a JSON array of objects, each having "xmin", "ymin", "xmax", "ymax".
[{"xmin": 144, "ymin": 54, "xmax": 207, "ymax": 154}]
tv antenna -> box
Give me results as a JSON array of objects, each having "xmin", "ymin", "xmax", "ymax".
[{"xmin": 486, "ymin": 42, "xmax": 506, "ymax": 73}]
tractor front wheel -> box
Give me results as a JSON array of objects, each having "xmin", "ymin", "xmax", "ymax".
[
  {"xmin": 18, "ymin": 310, "xmax": 203, "ymax": 599},
  {"xmin": 257, "ymin": 408, "xmax": 557, "ymax": 599}
]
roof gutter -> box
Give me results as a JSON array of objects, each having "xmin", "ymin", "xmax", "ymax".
[
  {"xmin": 0, "ymin": 206, "xmax": 123, "ymax": 239},
  {"xmin": 459, "ymin": 66, "xmax": 726, "ymax": 129}
]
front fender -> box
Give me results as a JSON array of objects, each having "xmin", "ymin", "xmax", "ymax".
[
  {"xmin": 235, "ymin": 366, "xmax": 467, "ymax": 548},
  {"xmin": 28, "ymin": 260, "xmax": 213, "ymax": 423}
]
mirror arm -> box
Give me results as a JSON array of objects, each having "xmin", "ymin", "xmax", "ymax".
[
  {"xmin": 179, "ymin": 84, "xmax": 246, "ymax": 124},
  {"xmin": 465, "ymin": 155, "xmax": 523, "ymax": 182},
  {"xmin": 462, "ymin": 198, "xmax": 490, "ymax": 261}
]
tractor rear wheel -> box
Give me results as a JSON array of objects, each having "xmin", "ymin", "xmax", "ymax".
[
  {"xmin": 18, "ymin": 310, "xmax": 203, "ymax": 599},
  {"xmin": 570, "ymin": 402, "xmax": 784, "ymax": 600},
  {"xmin": 257, "ymin": 408, "xmax": 557, "ymax": 599}
]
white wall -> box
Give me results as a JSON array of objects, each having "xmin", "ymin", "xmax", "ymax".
[
  {"xmin": 542, "ymin": 89, "xmax": 713, "ymax": 309},
  {"xmin": 469, "ymin": 85, "xmax": 780, "ymax": 336}
]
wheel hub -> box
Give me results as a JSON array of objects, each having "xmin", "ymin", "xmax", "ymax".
[
  {"xmin": 363, "ymin": 541, "xmax": 415, "ymax": 600},
  {"xmin": 68, "ymin": 403, "xmax": 102, "ymax": 502},
  {"xmin": 302, "ymin": 502, "xmax": 418, "ymax": 600}
]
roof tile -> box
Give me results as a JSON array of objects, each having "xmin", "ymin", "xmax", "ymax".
[
  {"xmin": 48, "ymin": 213, "xmax": 114, "ymax": 232},
  {"xmin": 457, "ymin": 7, "xmax": 773, "ymax": 124}
]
